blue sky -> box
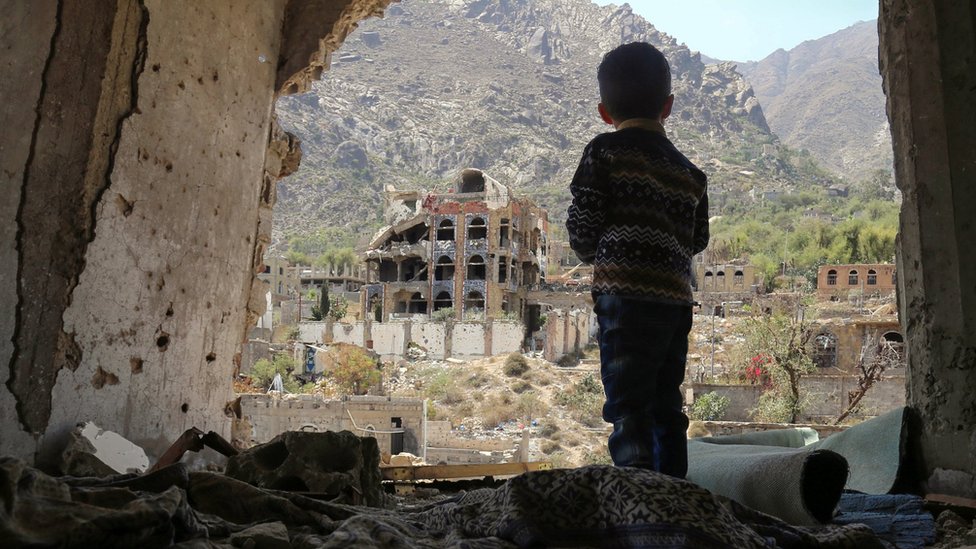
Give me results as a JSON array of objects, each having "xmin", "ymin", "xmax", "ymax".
[{"xmin": 602, "ymin": 1, "xmax": 878, "ymax": 62}]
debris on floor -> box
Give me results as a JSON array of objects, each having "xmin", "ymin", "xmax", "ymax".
[{"xmin": 60, "ymin": 422, "xmax": 149, "ymax": 476}]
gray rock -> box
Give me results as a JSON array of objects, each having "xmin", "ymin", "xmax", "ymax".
[
  {"xmin": 225, "ymin": 430, "xmax": 382, "ymax": 506},
  {"xmin": 61, "ymin": 422, "xmax": 149, "ymax": 476},
  {"xmin": 229, "ymin": 521, "xmax": 291, "ymax": 549}
]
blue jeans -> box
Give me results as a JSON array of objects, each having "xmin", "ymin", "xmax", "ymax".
[{"xmin": 595, "ymin": 295, "xmax": 692, "ymax": 477}]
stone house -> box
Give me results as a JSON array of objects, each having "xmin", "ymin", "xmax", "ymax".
[
  {"xmin": 694, "ymin": 263, "xmax": 761, "ymax": 294},
  {"xmin": 808, "ymin": 318, "xmax": 905, "ymax": 375},
  {"xmin": 817, "ymin": 263, "xmax": 896, "ymax": 298},
  {"xmin": 362, "ymin": 169, "xmax": 548, "ymax": 322}
]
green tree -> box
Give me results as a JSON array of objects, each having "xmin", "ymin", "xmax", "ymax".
[
  {"xmin": 331, "ymin": 347, "xmax": 382, "ymax": 395},
  {"xmin": 328, "ymin": 294, "xmax": 348, "ymax": 321},
  {"xmin": 250, "ymin": 354, "xmax": 301, "ymax": 392},
  {"xmin": 735, "ymin": 306, "xmax": 814, "ymax": 423}
]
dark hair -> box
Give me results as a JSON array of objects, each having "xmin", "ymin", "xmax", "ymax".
[{"xmin": 598, "ymin": 42, "xmax": 672, "ymax": 120}]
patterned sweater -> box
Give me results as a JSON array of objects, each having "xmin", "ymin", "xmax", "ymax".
[{"xmin": 566, "ymin": 119, "xmax": 709, "ymax": 305}]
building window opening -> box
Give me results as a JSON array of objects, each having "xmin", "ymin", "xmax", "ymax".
[
  {"xmin": 403, "ymin": 223, "xmax": 429, "ymax": 245},
  {"xmin": 867, "ymin": 269, "xmax": 877, "ymax": 285},
  {"xmin": 716, "ymin": 270, "xmax": 725, "ymax": 288},
  {"xmin": 395, "ymin": 300, "xmax": 408, "ymax": 314},
  {"xmin": 468, "ymin": 217, "xmax": 487, "ymax": 241},
  {"xmin": 498, "ymin": 257, "xmax": 508, "ymax": 283},
  {"xmin": 704, "ymin": 270, "xmax": 713, "ymax": 288},
  {"xmin": 379, "ymin": 259, "xmax": 397, "ymax": 282},
  {"xmin": 464, "ymin": 291, "xmax": 485, "ymax": 313},
  {"xmin": 408, "ymin": 292, "xmax": 427, "ymax": 314},
  {"xmin": 433, "ymin": 291, "xmax": 453, "ymax": 312},
  {"xmin": 499, "ymin": 219, "xmax": 510, "ymax": 247},
  {"xmin": 434, "ymin": 256, "xmax": 455, "ymax": 281},
  {"xmin": 522, "ymin": 262, "xmax": 539, "ymax": 285},
  {"xmin": 401, "ymin": 257, "xmax": 427, "ymax": 282},
  {"xmin": 879, "ymin": 331, "xmax": 904, "ymax": 366},
  {"xmin": 827, "ymin": 269, "xmax": 837, "ymax": 286},
  {"xmin": 848, "ymin": 269, "xmax": 859, "ymax": 285},
  {"xmin": 812, "ymin": 332, "xmax": 838, "ymax": 369},
  {"xmin": 460, "ymin": 170, "xmax": 486, "ymax": 193},
  {"xmin": 467, "ymin": 255, "xmax": 486, "ymax": 280},
  {"xmin": 436, "ymin": 219, "xmax": 455, "ymax": 241},
  {"xmin": 734, "ymin": 270, "xmax": 744, "ymax": 285}
]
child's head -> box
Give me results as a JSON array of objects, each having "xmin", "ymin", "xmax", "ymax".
[{"xmin": 597, "ymin": 42, "xmax": 673, "ymax": 124}]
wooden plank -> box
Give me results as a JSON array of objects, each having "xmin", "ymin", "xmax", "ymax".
[
  {"xmin": 381, "ymin": 461, "xmax": 553, "ymax": 481},
  {"xmin": 926, "ymin": 493, "xmax": 976, "ymax": 509}
]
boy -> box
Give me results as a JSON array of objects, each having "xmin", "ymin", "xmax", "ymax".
[{"xmin": 566, "ymin": 42, "xmax": 709, "ymax": 478}]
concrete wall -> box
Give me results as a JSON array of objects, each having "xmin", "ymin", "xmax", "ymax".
[
  {"xmin": 414, "ymin": 322, "xmax": 447, "ymax": 358},
  {"xmin": 372, "ymin": 322, "xmax": 406, "ymax": 357},
  {"xmin": 880, "ymin": 0, "xmax": 976, "ymax": 490},
  {"xmin": 300, "ymin": 319, "xmax": 528, "ymax": 361},
  {"xmin": 491, "ymin": 321, "xmax": 524, "ymax": 356},
  {"xmin": 451, "ymin": 322, "xmax": 486, "ymax": 358},
  {"xmin": 542, "ymin": 309, "xmax": 591, "ymax": 362},
  {"xmin": 691, "ymin": 374, "xmax": 907, "ymax": 423},
  {"xmin": 0, "ymin": 0, "xmax": 391, "ymax": 462}
]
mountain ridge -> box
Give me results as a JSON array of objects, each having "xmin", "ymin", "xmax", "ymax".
[{"xmin": 272, "ymin": 0, "xmax": 842, "ymax": 247}]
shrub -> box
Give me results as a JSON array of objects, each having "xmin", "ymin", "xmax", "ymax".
[
  {"xmin": 541, "ymin": 440, "xmax": 562, "ymax": 455},
  {"xmin": 330, "ymin": 346, "xmax": 381, "ymax": 395},
  {"xmin": 250, "ymin": 354, "xmax": 300, "ymax": 393},
  {"xmin": 538, "ymin": 422, "xmax": 560, "ymax": 438},
  {"xmin": 689, "ymin": 392, "xmax": 731, "ymax": 421},
  {"xmin": 555, "ymin": 374, "xmax": 604, "ymax": 425},
  {"xmin": 503, "ymin": 353, "xmax": 530, "ymax": 376},
  {"xmin": 327, "ymin": 295, "xmax": 348, "ymax": 321},
  {"xmin": 431, "ymin": 307, "xmax": 455, "ymax": 322},
  {"xmin": 511, "ymin": 380, "xmax": 533, "ymax": 394},
  {"xmin": 581, "ymin": 446, "xmax": 613, "ymax": 466},
  {"xmin": 556, "ymin": 353, "xmax": 580, "ymax": 367},
  {"xmin": 515, "ymin": 391, "xmax": 548, "ymax": 421},
  {"xmin": 480, "ymin": 395, "xmax": 518, "ymax": 427}
]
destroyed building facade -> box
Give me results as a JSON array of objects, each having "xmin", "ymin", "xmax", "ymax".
[
  {"xmin": 363, "ymin": 169, "xmax": 548, "ymax": 322},
  {"xmin": 0, "ymin": 0, "xmax": 973, "ymax": 496}
]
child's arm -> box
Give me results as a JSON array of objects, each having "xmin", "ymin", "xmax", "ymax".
[
  {"xmin": 692, "ymin": 186, "xmax": 710, "ymax": 254},
  {"xmin": 566, "ymin": 142, "xmax": 607, "ymax": 264}
]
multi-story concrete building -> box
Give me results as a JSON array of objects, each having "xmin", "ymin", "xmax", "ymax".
[
  {"xmin": 258, "ymin": 256, "xmax": 301, "ymax": 296},
  {"xmin": 363, "ymin": 169, "xmax": 548, "ymax": 322},
  {"xmin": 817, "ymin": 263, "xmax": 896, "ymax": 298}
]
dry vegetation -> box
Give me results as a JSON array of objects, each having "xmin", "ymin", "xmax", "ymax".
[{"xmin": 385, "ymin": 352, "xmax": 612, "ymax": 467}]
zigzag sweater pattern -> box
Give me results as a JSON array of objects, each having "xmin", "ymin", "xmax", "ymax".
[{"xmin": 566, "ymin": 124, "xmax": 709, "ymax": 305}]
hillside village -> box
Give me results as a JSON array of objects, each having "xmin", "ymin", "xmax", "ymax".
[
  {"xmin": 240, "ymin": 160, "xmax": 903, "ymax": 470},
  {"xmin": 10, "ymin": 0, "xmax": 976, "ymax": 547}
]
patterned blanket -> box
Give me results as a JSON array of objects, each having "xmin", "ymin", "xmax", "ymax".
[{"xmin": 0, "ymin": 458, "xmax": 883, "ymax": 548}]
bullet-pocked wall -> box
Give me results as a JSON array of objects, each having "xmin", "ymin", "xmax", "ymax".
[
  {"xmin": 0, "ymin": 0, "xmax": 391, "ymax": 462},
  {"xmin": 880, "ymin": 0, "xmax": 976, "ymax": 492}
]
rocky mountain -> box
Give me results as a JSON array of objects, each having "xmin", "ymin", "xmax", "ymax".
[
  {"xmin": 273, "ymin": 0, "xmax": 831, "ymax": 245},
  {"xmin": 735, "ymin": 20, "xmax": 891, "ymax": 182}
]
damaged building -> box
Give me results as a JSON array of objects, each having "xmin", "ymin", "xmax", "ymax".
[
  {"xmin": 1, "ymin": 2, "xmax": 975, "ymax": 542},
  {"xmin": 363, "ymin": 169, "xmax": 549, "ymax": 322}
]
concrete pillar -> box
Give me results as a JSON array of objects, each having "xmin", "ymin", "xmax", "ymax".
[
  {"xmin": 0, "ymin": 0, "xmax": 392, "ymax": 463},
  {"xmin": 880, "ymin": 0, "xmax": 976, "ymax": 494}
]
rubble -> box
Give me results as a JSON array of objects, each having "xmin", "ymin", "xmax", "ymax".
[
  {"xmin": 60, "ymin": 422, "xmax": 149, "ymax": 476},
  {"xmin": 225, "ymin": 430, "xmax": 382, "ymax": 506}
]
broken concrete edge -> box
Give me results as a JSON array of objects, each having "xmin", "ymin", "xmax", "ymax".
[
  {"xmin": 61, "ymin": 422, "xmax": 150, "ymax": 476},
  {"xmin": 275, "ymin": 0, "xmax": 395, "ymax": 96},
  {"xmin": 6, "ymin": 0, "xmax": 148, "ymax": 439}
]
